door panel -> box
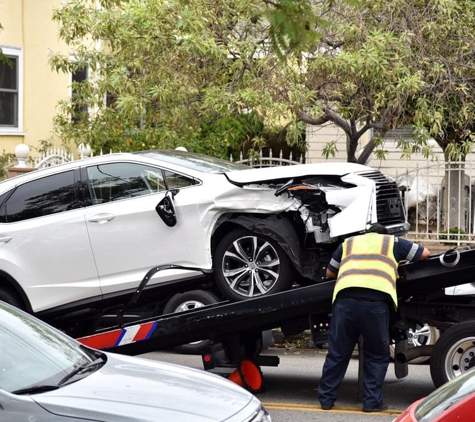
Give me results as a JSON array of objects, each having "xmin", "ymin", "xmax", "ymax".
[
  {"xmin": 84, "ymin": 162, "xmax": 210, "ymax": 295},
  {"xmin": 0, "ymin": 211, "xmax": 100, "ymax": 312}
]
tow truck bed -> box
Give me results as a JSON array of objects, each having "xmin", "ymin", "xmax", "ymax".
[
  {"xmin": 77, "ymin": 248, "xmax": 475, "ymax": 389},
  {"xmin": 78, "ymin": 278, "xmax": 335, "ymax": 355}
]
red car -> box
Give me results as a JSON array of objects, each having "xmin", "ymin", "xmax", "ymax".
[{"xmin": 395, "ymin": 368, "xmax": 475, "ymax": 422}]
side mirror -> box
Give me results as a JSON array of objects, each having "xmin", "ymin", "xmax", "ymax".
[{"xmin": 156, "ymin": 191, "xmax": 177, "ymax": 227}]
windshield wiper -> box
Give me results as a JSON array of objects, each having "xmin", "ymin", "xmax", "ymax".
[
  {"xmin": 12, "ymin": 385, "xmax": 60, "ymax": 395},
  {"xmin": 58, "ymin": 357, "xmax": 106, "ymax": 386}
]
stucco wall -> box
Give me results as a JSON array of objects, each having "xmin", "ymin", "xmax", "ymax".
[{"xmin": 0, "ymin": 0, "xmax": 70, "ymax": 154}]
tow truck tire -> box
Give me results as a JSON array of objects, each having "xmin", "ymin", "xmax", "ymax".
[
  {"xmin": 163, "ymin": 290, "xmax": 220, "ymax": 355},
  {"xmin": 430, "ymin": 320, "xmax": 475, "ymax": 388},
  {"xmin": 214, "ymin": 228, "xmax": 293, "ymax": 301}
]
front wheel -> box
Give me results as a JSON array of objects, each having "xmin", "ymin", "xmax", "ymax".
[
  {"xmin": 430, "ymin": 320, "xmax": 475, "ymax": 388},
  {"xmin": 214, "ymin": 228, "xmax": 293, "ymax": 301}
]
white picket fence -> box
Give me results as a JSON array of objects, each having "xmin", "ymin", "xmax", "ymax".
[
  {"xmin": 231, "ymin": 149, "xmax": 305, "ymax": 167},
  {"xmin": 33, "ymin": 148, "xmax": 75, "ymax": 169}
]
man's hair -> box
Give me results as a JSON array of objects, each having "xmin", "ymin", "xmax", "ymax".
[{"xmin": 367, "ymin": 223, "xmax": 389, "ymax": 234}]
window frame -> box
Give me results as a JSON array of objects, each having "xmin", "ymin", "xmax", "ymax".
[{"xmin": 0, "ymin": 46, "xmax": 23, "ymax": 134}]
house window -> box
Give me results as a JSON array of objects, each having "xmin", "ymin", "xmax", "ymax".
[
  {"xmin": 71, "ymin": 65, "xmax": 89, "ymax": 122},
  {"xmin": 0, "ymin": 46, "xmax": 23, "ymax": 133}
]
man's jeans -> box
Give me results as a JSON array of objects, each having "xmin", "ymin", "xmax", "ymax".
[{"xmin": 318, "ymin": 297, "xmax": 390, "ymax": 409}]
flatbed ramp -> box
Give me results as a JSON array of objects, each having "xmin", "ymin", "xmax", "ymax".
[{"xmin": 78, "ymin": 279, "xmax": 336, "ymax": 355}]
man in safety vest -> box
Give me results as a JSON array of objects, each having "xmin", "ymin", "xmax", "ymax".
[{"xmin": 318, "ymin": 223, "xmax": 430, "ymax": 413}]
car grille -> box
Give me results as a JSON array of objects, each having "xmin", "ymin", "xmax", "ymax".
[{"xmin": 359, "ymin": 171, "xmax": 406, "ymax": 225}]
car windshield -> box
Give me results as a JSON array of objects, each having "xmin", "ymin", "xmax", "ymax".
[
  {"xmin": 137, "ymin": 149, "xmax": 249, "ymax": 173},
  {"xmin": 415, "ymin": 368, "xmax": 475, "ymax": 421},
  {"xmin": 0, "ymin": 303, "xmax": 96, "ymax": 393}
]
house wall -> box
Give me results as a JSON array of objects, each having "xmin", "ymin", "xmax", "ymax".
[
  {"xmin": 305, "ymin": 122, "xmax": 348, "ymax": 163},
  {"xmin": 0, "ymin": 0, "xmax": 70, "ymax": 154},
  {"xmin": 306, "ymin": 121, "xmax": 475, "ymax": 177}
]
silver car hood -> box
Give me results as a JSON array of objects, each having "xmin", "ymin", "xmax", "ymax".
[
  {"xmin": 225, "ymin": 162, "xmax": 371, "ymax": 184},
  {"xmin": 32, "ymin": 353, "xmax": 255, "ymax": 422}
]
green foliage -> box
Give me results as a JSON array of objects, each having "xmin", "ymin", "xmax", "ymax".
[
  {"xmin": 322, "ymin": 141, "xmax": 338, "ymax": 159},
  {"xmin": 440, "ymin": 227, "xmax": 470, "ymax": 245},
  {"xmin": 172, "ymin": 112, "xmax": 266, "ymax": 159},
  {"xmin": 50, "ymin": 0, "xmax": 323, "ymax": 157},
  {"xmin": 298, "ymin": 0, "xmax": 475, "ymax": 162},
  {"xmin": 49, "ymin": 0, "xmax": 475, "ymax": 165},
  {"xmin": 264, "ymin": 0, "xmax": 327, "ymax": 61},
  {"xmin": 0, "ymin": 151, "xmax": 15, "ymax": 181}
]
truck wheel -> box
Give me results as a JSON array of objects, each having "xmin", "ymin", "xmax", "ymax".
[
  {"xmin": 163, "ymin": 290, "xmax": 220, "ymax": 355},
  {"xmin": 0, "ymin": 287, "xmax": 23, "ymax": 309},
  {"xmin": 214, "ymin": 228, "xmax": 293, "ymax": 301},
  {"xmin": 390, "ymin": 324, "xmax": 439, "ymax": 364},
  {"xmin": 430, "ymin": 320, "xmax": 475, "ymax": 388}
]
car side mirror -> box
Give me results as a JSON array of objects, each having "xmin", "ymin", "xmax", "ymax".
[{"xmin": 156, "ymin": 191, "xmax": 177, "ymax": 227}]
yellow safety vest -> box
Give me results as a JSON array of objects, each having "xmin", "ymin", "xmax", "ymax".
[{"xmin": 332, "ymin": 233, "xmax": 399, "ymax": 309}]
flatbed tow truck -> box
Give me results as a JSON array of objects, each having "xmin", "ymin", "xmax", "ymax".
[{"xmin": 76, "ymin": 247, "xmax": 475, "ymax": 392}]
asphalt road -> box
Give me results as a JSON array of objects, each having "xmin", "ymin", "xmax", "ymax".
[{"xmin": 141, "ymin": 347, "xmax": 436, "ymax": 422}]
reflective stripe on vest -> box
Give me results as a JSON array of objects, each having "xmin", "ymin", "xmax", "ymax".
[{"xmin": 332, "ymin": 233, "xmax": 399, "ymax": 308}]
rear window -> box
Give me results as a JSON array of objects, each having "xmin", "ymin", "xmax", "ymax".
[{"xmin": 0, "ymin": 171, "xmax": 81, "ymax": 223}]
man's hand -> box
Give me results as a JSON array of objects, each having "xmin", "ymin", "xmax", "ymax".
[{"xmin": 421, "ymin": 247, "xmax": 431, "ymax": 261}]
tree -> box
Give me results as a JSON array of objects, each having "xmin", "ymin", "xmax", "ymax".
[
  {"xmin": 51, "ymin": 0, "xmax": 475, "ymax": 165},
  {"xmin": 50, "ymin": 0, "xmax": 326, "ymax": 157},
  {"xmin": 297, "ymin": 0, "xmax": 475, "ymax": 164}
]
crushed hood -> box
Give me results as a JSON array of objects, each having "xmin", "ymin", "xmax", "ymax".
[{"xmin": 225, "ymin": 162, "xmax": 371, "ymax": 185}]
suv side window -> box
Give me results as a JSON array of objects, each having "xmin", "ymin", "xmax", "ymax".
[
  {"xmin": 164, "ymin": 170, "xmax": 197, "ymax": 189},
  {"xmin": 2, "ymin": 171, "xmax": 81, "ymax": 223},
  {"xmin": 86, "ymin": 163, "xmax": 165, "ymax": 205}
]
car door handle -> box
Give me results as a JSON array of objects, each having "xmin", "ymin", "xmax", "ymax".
[
  {"xmin": 87, "ymin": 213, "xmax": 116, "ymax": 224},
  {"xmin": 0, "ymin": 236, "xmax": 12, "ymax": 244}
]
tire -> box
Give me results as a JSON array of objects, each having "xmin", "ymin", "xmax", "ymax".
[
  {"xmin": 390, "ymin": 324, "xmax": 440, "ymax": 364},
  {"xmin": 0, "ymin": 287, "xmax": 23, "ymax": 309},
  {"xmin": 214, "ymin": 228, "xmax": 294, "ymax": 301},
  {"xmin": 430, "ymin": 320, "xmax": 475, "ymax": 388},
  {"xmin": 163, "ymin": 290, "xmax": 220, "ymax": 355}
]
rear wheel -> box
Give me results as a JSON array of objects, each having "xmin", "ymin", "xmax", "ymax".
[
  {"xmin": 214, "ymin": 228, "xmax": 293, "ymax": 301},
  {"xmin": 430, "ymin": 320, "xmax": 475, "ymax": 388},
  {"xmin": 163, "ymin": 290, "xmax": 220, "ymax": 354}
]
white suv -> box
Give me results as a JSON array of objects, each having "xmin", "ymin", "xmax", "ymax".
[{"xmin": 0, "ymin": 149, "xmax": 409, "ymax": 331}]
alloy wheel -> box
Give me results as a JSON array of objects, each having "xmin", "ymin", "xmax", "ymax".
[{"xmin": 221, "ymin": 235, "xmax": 281, "ymax": 297}]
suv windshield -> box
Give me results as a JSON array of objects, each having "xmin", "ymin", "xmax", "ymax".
[
  {"xmin": 138, "ymin": 149, "xmax": 248, "ymax": 173},
  {"xmin": 0, "ymin": 303, "xmax": 95, "ymax": 393}
]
